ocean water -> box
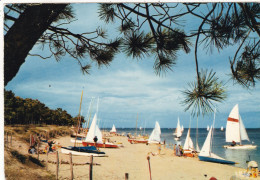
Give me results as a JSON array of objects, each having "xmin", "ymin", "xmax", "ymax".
[{"xmin": 105, "ymin": 128, "xmax": 260, "ymax": 169}]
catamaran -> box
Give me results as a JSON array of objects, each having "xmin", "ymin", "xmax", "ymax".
[
  {"xmin": 224, "ymin": 104, "xmax": 257, "ymax": 149},
  {"xmin": 82, "ymin": 114, "xmax": 118, "ymax": 148},
  {"xmin": 110, "ymin": 124, "xmax": 117, "ymax": 134},
  {"xmin": 199, "ymin": 126, "xmax": 236, "ymax": 164},
  {"xmin": 174, "ymin": 117, "xmax": 182, "ymax": 141},
  {"xmin": 148, "ymin": 121, "xmax": 162, "ymax": 144},
  {"xmin": 199, "ymin": 110, "xmax": 236, "ymax": 164}
]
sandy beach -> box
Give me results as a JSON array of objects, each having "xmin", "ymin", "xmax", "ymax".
[
  {"xmin": 6, "ymin": 131, "xmax": 260, "ymax": 180},
  {"xmin": 26, "ymin": 133, "xmax": 257, "ymax": 180}
]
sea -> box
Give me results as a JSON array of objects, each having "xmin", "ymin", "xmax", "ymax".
[{"xmin": 102, "ymin": 128, "xmax": 260, "ymax": 169}]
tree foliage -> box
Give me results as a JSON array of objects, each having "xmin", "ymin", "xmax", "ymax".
[
  {"xmin": 4, "ymin": 90, "xmax": 77, "ymax": 126},
  {"xmin": 4, "ymin": 3, "xmax": 260, "ymax": 116}
]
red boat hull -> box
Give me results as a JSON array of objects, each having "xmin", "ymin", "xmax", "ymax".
[
  {"xmin": 128, "ymin": 139, "xmax": 148, "ymax": 144},
  {"xmin": 82, "ymin": 142, "xmax": 118, "ymax": 148}
]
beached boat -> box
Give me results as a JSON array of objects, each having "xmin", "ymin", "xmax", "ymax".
[
  {"xmin": 128, "ymin": 138, "xmax": 148, "ymax": 144},
  {"xmin": 224, "ymin": 104, "xmax": 257, "ymax": 149},
  {"xmin": 61, "ymin": 146, "xmax": 106, "ymax": 156},
  {"xmin": 82, "ymin": 114, "xmax": 118, "ymax": 148},
  {"xmin": 148, "ymin": 121, "xmax": 162, "ymax": 144},
  {"xmin": 174, "ymin": 118, "xmax": 182, "ymax": 141},
  {"xmin": 183, "ymin": 128, "xmax": 195, "ymax": 155},
  {"xmin": 110, "ymin": 124, "xmax": 117, "ymax": 134},
  {"xmin": 62, "ymin": 92, "xmax": 106, "ymax": 156},
  {"xmin": 199, "ymin": 126, "xmax": 236, "ymax": 164}
]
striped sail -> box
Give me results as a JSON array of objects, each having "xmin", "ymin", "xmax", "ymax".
[{"xmin": 226, "ymin": 104, "xmax": 240, "ymax": 143}]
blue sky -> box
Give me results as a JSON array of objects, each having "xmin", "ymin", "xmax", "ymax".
[{"xmin": 4, "ymin": 3, "xmax": 260, "ymax": 128}]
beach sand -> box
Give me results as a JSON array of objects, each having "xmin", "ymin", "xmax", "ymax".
[
  {"xmin": 49, "ymin": 134, "xmax": 252, "ymax": 180},
  {"xmin": 8, "ymin": 133, "xmax": 259, "ymax": 180}
]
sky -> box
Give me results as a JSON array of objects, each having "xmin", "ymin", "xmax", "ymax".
[{"xmin": 4, "ymin": 3, "xmax": 260, "ymax": 129}]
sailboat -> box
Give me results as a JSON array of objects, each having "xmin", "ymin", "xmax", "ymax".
[
  {"xmin": 181, "ymin": 125, "xmax": 184, "ymax": 133},
  {"xmin": 82, "ymin": 114, "xmax": 118, "ymax": 148},
  {"xmin": 199, "ymin": 126, "xmax": 236, "ymax": 164},
  {"xmin": 174, "ymin": 118, "xmax": 182, "ymax": 141},
  {"xmin": 183, "ymin": 128, "xmax": 195, "ymax": 155},
  {"xmin": 61, "ymin": 92, "xmax": 106, "ymax": 156},
  {"xmin": 223, "ymin": 104, "xmax": 257, "ymax": 149},
  {"xmin": 207, "ymin": 125, "xmax": 209, "ymax": 131},
  {"xmin": 148, "ymin": 121, "xmax": 162, "ymax": 144},
  {"xmin": 199, "ymin": 108, "xmax": 236, "ymax": 164},
  {"xmin": 110, "ymin": 124, "xmax": 117, "ymax": 134},
  {"xmin": 220, "ymin": 126, "xmax": 224, "ymax": 131}
]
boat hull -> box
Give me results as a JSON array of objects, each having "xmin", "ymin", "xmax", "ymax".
[
  {"xmin": 128, "ymin": 138, "xmax": 148, "ymax": 144},
  {"xmin": 223, "ymin": 144, "xmax": 257, "ymax": 149},
  {"xmin": 198, "ymin": 155, "xmax": 235, "ymax": 164},
  {"xmin": 61, "ymin": 146, "xmax": 106, "ymax": 157},
  {"xmin": 82, "ymin": 142, "xmax": 119, "ymax": 148}
]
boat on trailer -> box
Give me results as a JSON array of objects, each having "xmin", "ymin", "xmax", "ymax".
[{"xmin": 224, "ymin": 104, "xmax": 257, "ymax": 150}]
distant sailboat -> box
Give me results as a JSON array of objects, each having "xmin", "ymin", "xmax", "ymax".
[
  {"xmin": 181, "ymin": 125, "xmax": 184, "ymax": 133},
  {"xmin": 223, "ymin": 104, "xmax": 257, "ymax": 149},
  {"xmin": 174, "ymin": 118, "xmax": 182, "ymax": 141},
  {"xmin": 110, "ymin": 124, "xmax": 117, "ymax": 134},
  {"xmin": 148, "ymin": 121, "xmax": 161, "ymax": 144},
  {"xmin": 199, "ymin": 110, "xmax": 236, "ymax": 164},
  {"xmin": 220, "ymin": 126, "xmax": 224, "ymax": 131},
  {"xmin": 207, "ymin": 125, "xmax": 209, "ymax": 131}
]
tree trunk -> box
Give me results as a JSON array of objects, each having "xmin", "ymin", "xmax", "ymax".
[{"xmin": 4, "ymin": 4, "xmax": 68, "ymax": 86}]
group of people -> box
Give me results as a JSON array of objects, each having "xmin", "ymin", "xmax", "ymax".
[
  {"xmin": 28, "ymin": 135, "xmax": 56, "ymax": 154},
  {"xmin": 174, "ymin": 144, "xmax": 183, "ymax": 156}
]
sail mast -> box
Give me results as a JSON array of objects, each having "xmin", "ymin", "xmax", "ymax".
[
  {"xmin": 135, "ymin": 113, "xmax": 138, "ymax": 136},
  {"xmin": 196, "ymin": 115, "xmax": 200, "ymax": 151},
  {"xmin": 74, "ymin": 90, "xmax": 84, "ymax": 147}
]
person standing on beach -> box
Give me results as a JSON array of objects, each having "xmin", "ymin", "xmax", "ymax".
[
  {"xmin": 93, "ymin": 136, "xmax": 98, "ymax": 147},
  {"xmin": 176, "ymin": 145, "xmax": 181, "ymax": 156},
  {"xmin": 173, "ymin": 144, "xmax": 177, "ymax": 155},
  {"xmin": 158, "ymin": 142, "xmax": 162, "ymax": 155}
]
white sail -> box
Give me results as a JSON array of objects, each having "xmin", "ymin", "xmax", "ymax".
[
  {"xmin": 183, "ymin": 129, "xmax": 194, "ymax": 150},
  {"xmin": 239, "ymin": 116, "xmax": 250, "ymax": 141},
  {"xmin": 199, "ymin": 126, "xmax": 213, "ymax": 157},
  {"xmin": 85, "ymin": 113, "xmax": 102, "ymax": 143},
  {"xmin": 181, "ymin": 125, "xmax": 184, "ymax": 132},
  {"xmin": 148, "ymin": 121, "xmax": 161, "ymax": 143},
  {"xmin": 95, "ymin": 125, "xmax": 103, "ymax": 144},
  {"xmin": 221, "ymin": 126, "xmax": 224, "ymax": 131},
  {"xmin": 110, "ymin": 124, "xmax": 116, "ymax": 133},
  {"xmin": 176, "ymin": 118, "xmax": 182, "ymax": 137},
  {"xmin": 226, "ymin": 104, "xmax": 241, "ymax": 143},
  {"xmin": 207, "ymin": 126, "xmax": 209, "ymax": 131}
]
